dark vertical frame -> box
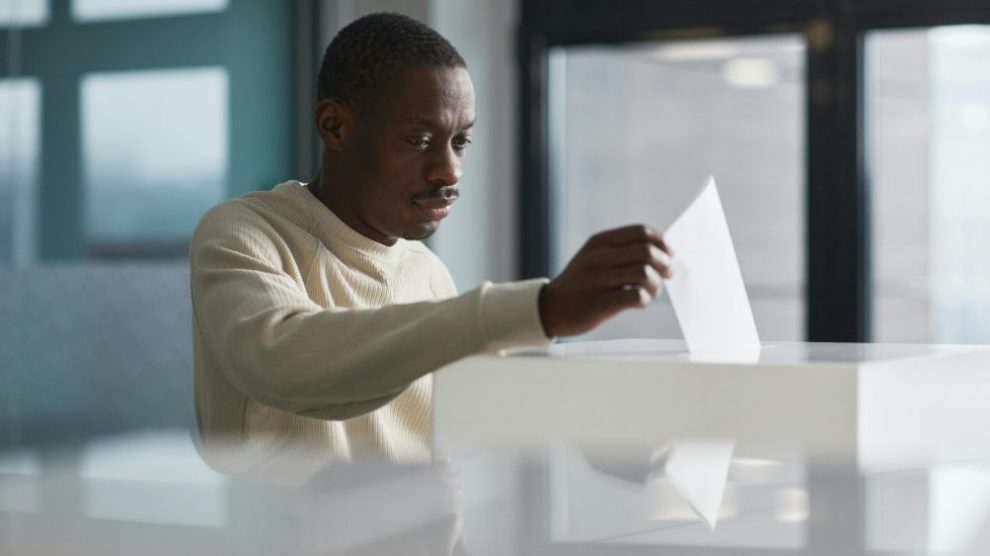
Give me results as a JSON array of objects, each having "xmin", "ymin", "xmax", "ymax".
[
  {"xmin": 295, "ymin": 0, "xmax": 321, "ymax": 179},
  {"xmin": 806, "ymin": 15, "xmax": 871, "ymax": 341},
  {"xmin": 517, "ymin": 5, "xmax": 553, "ymax": 279},
  {"xmin": 518, "ymin": 0, "xmax": 990, "ymax": 342}
]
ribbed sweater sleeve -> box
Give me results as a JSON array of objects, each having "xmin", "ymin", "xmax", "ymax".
[{"xmin": 190, "ymin": 204, "xmax": 550, "ymax": 420}]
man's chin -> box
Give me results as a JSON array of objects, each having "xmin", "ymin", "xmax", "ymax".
[{"xmin": 403, "ymin": 222, "xmax": 440, "ymax": 241}]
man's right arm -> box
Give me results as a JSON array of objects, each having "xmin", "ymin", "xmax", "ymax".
[
  {"xmin": 191, "ymin": 204, "xmax": 672, "ymax": 420},
  {"xmin": 190, "ymin": 206, "xmax": 549, "ymax": 420}
]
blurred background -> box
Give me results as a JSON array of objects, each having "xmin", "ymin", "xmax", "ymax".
[{"xmin": 1, "ymin": 0, "xmax": 989, "ymax": 447}]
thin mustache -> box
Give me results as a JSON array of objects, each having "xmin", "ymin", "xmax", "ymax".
[{"xmin": 415, "ymin": 187, "xmax": 460, "ymax": 201}]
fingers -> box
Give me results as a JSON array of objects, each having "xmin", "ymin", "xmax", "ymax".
[
  {"xmin": 580, "ymin": 224, "xmax": 674, "ymax": 280},
  {"xmin": 585, "ymin": 224, "xmax": 673, "ymax": 257},
  {"xmin": 543, "ymin": 224, "xmax": 675, "ymax": 337},
  {"xmin": 586, "ymin": 243, "xmax": 673, "ymax": 279},
  {"xmin": 600, "ymin": 285, "xmax": 652, "ymax": 313},
  {"xmin": 595, "ymin": 263, "xmax": 664, "ymax": 299}
]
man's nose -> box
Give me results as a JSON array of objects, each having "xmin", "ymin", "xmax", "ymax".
[{"xmin": 426, "ymin": 145, "xmax": 462, "ymax": 186}]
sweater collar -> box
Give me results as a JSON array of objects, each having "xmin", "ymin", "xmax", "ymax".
[{"xmin": 277, "ymin": 180, "xmax": 410, "ymax": 262}]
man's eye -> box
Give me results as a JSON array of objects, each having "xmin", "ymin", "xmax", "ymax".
[
  {"xmin": 453, "ymin": 137, "xmax": 473, "ymax": 151},
  {"xmin": 408, "ymin": 137, "xmax": 431, "ymax": 148}
]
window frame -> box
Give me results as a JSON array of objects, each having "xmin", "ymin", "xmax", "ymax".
[
  {"xmin": 0, "ymin": 0, "xmax": 296, "ymax": 261},
  {"xmin": 518, "ymin": 0, "xmax": 990, "ymax": 342}
]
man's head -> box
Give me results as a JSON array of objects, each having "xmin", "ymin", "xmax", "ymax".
[{"xmin": 313, "ymin": 12, "xmax": 475, "ymax": 245}]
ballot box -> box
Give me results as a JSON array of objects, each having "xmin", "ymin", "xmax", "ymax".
[
  {"xmin": 434, "ymin": 339, "xmax": 990, "ymax": 467},
  {"xmin": 432, "ymin": 340, "xmax": 990, "ymax": 555}
]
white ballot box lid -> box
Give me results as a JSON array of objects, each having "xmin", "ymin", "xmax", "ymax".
[{"xmin": 435, "ymin": 340, "xmax": 990, "ymax": 471}]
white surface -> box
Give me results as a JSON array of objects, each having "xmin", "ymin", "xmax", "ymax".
[
  {"xmin": 543, "ymin": 338, "xmax": 976, "ymax": 364},
  {"xmin": 663, "ymin": 177, "xmax": 761, "ymax": 354},
  {"xmin": 6, "ymin": 420, "xmax": 990, "ymax": 554},
  {"xmin": 435, "ymin": 340, "xmax": 990, "ymax": 467},
  {"xmin": 72, "ymin": 0, "xmax": 227, "ymax": 22},
  {"xmin": 664, "ymin": 438, "xmax": 736, "ymax": 529}
]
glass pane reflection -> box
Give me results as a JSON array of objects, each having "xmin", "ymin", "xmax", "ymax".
[
  {"xmin": 73, "ymin": 0, "xmax": 226, "ymax": 22},
  {"xmin": 0, "ymin": 448, "xmax": 41, "ymax": 514},
  {"xmin": 869, "ymin": 25, "xmax": 990, "ymax": 343},
  {"xmin": 6, "ymin": 433, "xmax": 990, "ymax": 554},
  {"xmin": 79, "ymin": 431, "xmax": 228, "ymax": 527},
  {"xmin": 867, "ymin": 464, "xmax": 990, "ymax": 554},
  {"xmin": 550, "ymin": 35, "xmax": 806, "ymax": 342},
  {"xmin": 0, "ymin": 78, "xmax": 40, "ymax": 266},
  {"xmin": 81, "ymin": 67, "xmax": 227, "ymax": 251},
  {"xmin": 549, "ymin": 444, "xmax": 807, "ymax": 549},
  {"xmin": 0, "ymin": 0, "xmax": 48, "ymax": 26}
]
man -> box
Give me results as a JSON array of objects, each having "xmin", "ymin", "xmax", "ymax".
[{"xmin": 190, "ymin": 13, "xmax": 672, "ymax": 477}]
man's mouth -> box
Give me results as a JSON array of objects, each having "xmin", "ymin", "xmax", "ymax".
[
  {"xmin": 413, "ymin": 198, "xmax": 453, "ymax": 221},
  {"xmin": 412, "ymin": 187, "xmax": 459, "ymax": 222}
]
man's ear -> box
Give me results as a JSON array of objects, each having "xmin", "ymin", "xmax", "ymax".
[{"xmin": 315, "ymin": 98, "xmax": 351, "ymax": 153}]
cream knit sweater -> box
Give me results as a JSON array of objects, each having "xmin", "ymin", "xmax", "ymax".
[{"xmin": 190, "ymin": 181, "xmax": 550, "ymax": 477}]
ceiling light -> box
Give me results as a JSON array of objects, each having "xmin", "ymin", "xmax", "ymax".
[
  {"xmin": 723, "ymin": 57, "xmax": 780, "ymax": 89},
  {"xmin": 654, "ymin": 42, "xmax": 739, "ymax": 62}
]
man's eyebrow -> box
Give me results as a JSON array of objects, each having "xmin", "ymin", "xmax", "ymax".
[{"xmin": 402, "ymin": 117, "xmax": 475, "ymax": 131}]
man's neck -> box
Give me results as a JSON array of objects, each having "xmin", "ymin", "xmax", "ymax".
[{"xmin": 307, "ymin": 171, "xmax": 396, "ymax": 246}]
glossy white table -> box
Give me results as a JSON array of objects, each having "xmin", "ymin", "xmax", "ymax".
[{"xmin": 4, "ymin": 341, "xmax": 990, "ymax": 555}]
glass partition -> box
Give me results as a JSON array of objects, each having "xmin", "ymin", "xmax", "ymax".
[{"xmin": 868, "ymin": 25, "xmax": 990, "ymax": 343}]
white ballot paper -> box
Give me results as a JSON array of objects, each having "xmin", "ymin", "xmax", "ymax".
[
  {"xmin": 664, "ymin": 438, "xmax": 735, "ymax": 529},
  {"xmin": 663, "ymin": 177, "xmax": 761, "ymax": 355}
]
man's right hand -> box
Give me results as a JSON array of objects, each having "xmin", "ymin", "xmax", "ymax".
[{"xmin": 538, "ymin": 225, "xmax": 674, "ymax": 338}]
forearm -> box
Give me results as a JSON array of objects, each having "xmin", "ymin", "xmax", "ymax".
[{"xmin": 194, "ymin": 272, "xmax": 547, "ymax": 415}]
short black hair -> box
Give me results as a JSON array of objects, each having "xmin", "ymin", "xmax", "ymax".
[{"xmin": 317, "ymin": 12, "xmax": 466, "ymax": 111}]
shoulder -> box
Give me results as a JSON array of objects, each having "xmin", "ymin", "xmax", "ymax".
[
  {"xmin": 192, "ymin": 183, "xmax": 314, "ymax": 245},
  {"xmin": 190, "ymin": 194, "xmax": 300, "ymax": 267},
  {"xmin": 193, "ymin": 198, "xmax": 274, "ymax": 246}
]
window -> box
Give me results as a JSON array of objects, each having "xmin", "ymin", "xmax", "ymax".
[
  {"xmin": 0, "ymin": 1, "xmax": 293, "ymax": 261},
  {"xmin": 549, "ymin": 36, "xmax": 806, "ymax": 341},
  {"xmin": 0, "ymin": 0, "xmax": 47, "ymax": 26},
  {"xmin": 81, "ymin": 67, "xmax": 227, "ymax": 252},
  {"xmin": 0, "ymin": 78, "xmax": 41, "ymax": 265},
  {"xmin": 521, "ymin": 0, "xmax": 990, "ymax": 342},
  {"xmin": 72, "ymin": 0, "xmax": 226, "ymax": 22},
  {"xmin": 869, "ymin": 25, "xmax": 990, "ymax": 343}
]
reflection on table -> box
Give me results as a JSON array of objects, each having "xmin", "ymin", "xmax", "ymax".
[
  {"xmin": 4, "ymin": 339, "xmax": 990, "ymax": 555},
  {"xmin": 3, "ymin": 430, "xmax": 990, "ymax": 555}
]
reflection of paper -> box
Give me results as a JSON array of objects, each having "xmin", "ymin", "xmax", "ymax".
[
  {"xmin": 664, "ymin": 438, "xmax": 735, "ymax": 529},
  {"xmin": 663, "ymin": 177, "xmax": 761, "ymax": 355}
]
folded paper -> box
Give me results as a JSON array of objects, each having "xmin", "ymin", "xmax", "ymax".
[{"xmin": 663, "ymin": 177, "xmax": 761, "ymax": 356}]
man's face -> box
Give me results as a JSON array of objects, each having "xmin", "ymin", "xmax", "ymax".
[{"xmin": 338, "ymin": 66, "xmax": 476, "ymax": 244}]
